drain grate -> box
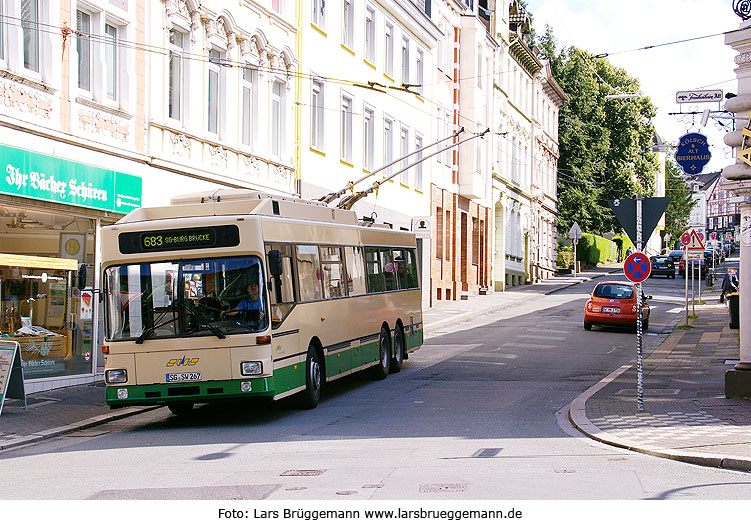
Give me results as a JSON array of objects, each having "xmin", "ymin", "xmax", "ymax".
[
  {"xmin": 472, "ymin": 448, "xmax": 502, "ymax": 458},
  {"xmin": 280, "ymin": 469, "xmax": 325, "ymax": 477},
  {"xmin": 419, "ymin": 483, "xmax": 465, "ymax": 493}
]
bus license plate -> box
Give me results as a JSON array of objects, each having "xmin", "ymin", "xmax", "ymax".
[
  {"xmin": 602, "ymin": 307, "xmax": 621, "ymax": 313},
  {"xmin": 166, "ymin": 372, "xmax": 201, "ymax": 382}
]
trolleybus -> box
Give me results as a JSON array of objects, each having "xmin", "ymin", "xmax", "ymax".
[{"xmin": 100, "ymin": 190, "xmax": 423, "ymax": 414}]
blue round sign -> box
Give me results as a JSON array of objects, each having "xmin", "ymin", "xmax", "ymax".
[
  {"xmin": 624, "ymin": 252, "xmax": 651, "ymax": 283},
  {"xmin": 675, "ymin": 133, "xmax": 711, "ymax": 175}
]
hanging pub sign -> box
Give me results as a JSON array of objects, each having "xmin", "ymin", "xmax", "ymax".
[{"xmin": 675, "ymin": 133, "xmax": 711, "ymax": 175}]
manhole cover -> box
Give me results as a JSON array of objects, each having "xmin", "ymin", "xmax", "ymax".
[
  {"xmin": 280, "ymin": 470, "xmax": 325, "ymax": 477},
  {"xmin": 419, "ymin": 483, "xmax": 465, "ymax": 493}
]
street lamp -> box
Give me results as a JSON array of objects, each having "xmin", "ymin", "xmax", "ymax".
[{"xmin": 604, "ymin": 93, "xmax": 641, "ymax": 100}]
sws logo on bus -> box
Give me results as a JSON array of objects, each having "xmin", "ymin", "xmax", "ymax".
[{"xmin": 166, "ymin": 356, "xmax": 199, "ymax": 367}]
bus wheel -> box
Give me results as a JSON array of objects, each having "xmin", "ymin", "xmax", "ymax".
[
  {"xmin": 371, "ymin": 327, "xmax": 391, "ymax": 380},
  {"xmin": 300, "ymin": 344, "xmax": 322, "ymax": 409},
  {"xmin": 390, "ymin": 325, "xmax": 405, "ymax": 373},
  {"xmin": 167, "ymin": 402, "xmax": 194, "ymax": 415}
]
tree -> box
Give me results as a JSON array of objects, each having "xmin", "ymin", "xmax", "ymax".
[
  {"xmin": 664, "ymin": 156, "xmax": 696, "ymax": 247},
  {"xmin": 537, "ymin": 28, "xmax": 659, "ymax": 236}
]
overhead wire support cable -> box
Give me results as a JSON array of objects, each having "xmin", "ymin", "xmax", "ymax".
[
  {"xmin": 336, "ymin": 128, "xmax": 489, "ymax": 211},
  {"xmin": 319, "ymin": 127, "xmax": 464, "ymax": 204}
]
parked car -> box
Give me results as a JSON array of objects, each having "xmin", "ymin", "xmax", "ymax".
[
  {"xmin": 668, "ymin": 249, "xmax": 683, "ymax": 264},
  {"xmin": 650, "ymin": 255, "xmax": 675, "ymax": 279},
  {"xmin": 679, "ymin": 257, "xmax": 707, "ymax": 276},
  {"xmin": 584, "ymin": 281, "xmax": 651, "ymax": 332}
]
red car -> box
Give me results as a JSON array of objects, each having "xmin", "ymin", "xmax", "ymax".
[{"xmin": 584, "ymin": 281, "xmax": 651, "ymax": 331}]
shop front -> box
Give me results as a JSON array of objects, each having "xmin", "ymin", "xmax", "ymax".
[{"xmin": 0, "ymin": 143, "xmax": 142, "ymax": 392}]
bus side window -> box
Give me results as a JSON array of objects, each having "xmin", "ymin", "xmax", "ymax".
[
  {"xmin": 404, "ymin": 248, "xmax": 419, "ymax": 289},
  {"xmin": 296, "ymin": 244, "xmax": 323, "ymax": 302},
  {"xmin": 344, "ymin": 246, "xmax": 367, "ymax": 296},
  {"xmin": 364, "ymin": 247, "xmax": 384, "ymax": 293},
  {"xmin": 320, "ymin": 246, "xmax": 346, "ymax": 299},
  {"xmin": 380, "ymin": 248, "xmax": 397, "ymax": 291},
  {"xmin": 265, "ymin": 243, "xmax": 296, "ymax": 328}
]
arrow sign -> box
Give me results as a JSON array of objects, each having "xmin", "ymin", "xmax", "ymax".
[
  {"xmin": 624, "ymin": 252, "xmax": 651, "ymax": 283},
  {"xmin": 608, "ymin": 197, "xmax": 671, "ymax": 248},
  {"xmin": 568, "ymin": 222, "xmax": 582, "ymax": 240}
]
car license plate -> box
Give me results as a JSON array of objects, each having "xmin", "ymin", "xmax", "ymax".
[
  {"xmin": 602, "ymin": 307, "xmax": 621, "ymax": 313},
  {"xmin": 166, "ymin": 372, "xmax": 201, "ymax": 383}
]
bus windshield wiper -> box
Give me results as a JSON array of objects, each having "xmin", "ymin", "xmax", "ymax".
[
  {"xmin": 135, "ymin": 308, "xmax": 174, "ymax": 344},
  {"xmin": 184, "ymin": 303, "xmax": 226, "ymax": 339}
]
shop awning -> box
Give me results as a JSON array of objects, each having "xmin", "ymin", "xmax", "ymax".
[{"xmin": 0, "ymin": 253, "xmax": 78, "ymax": 271}]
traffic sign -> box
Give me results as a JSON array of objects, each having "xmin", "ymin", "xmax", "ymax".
[
  {"xmin": 568, "ymin": 222, "xmax": 582, "ymax": 240},
  {"xmin": 624, "ymin": 252, "xmax": 651, "ymax": 283},
  {"xmin": 710, "ymin": 231, "xmax": 717, "ymax": 241},
  {"xmin": 680, "ymin": 231, "xmax": 691, "ymax": 246},
  {"xmin": 608, "ymin": 197, "xmax": 671, "ymax": 248},
  {"xmin": 684, "ymin": 228, "xmax": 705, "ymax": 250}
]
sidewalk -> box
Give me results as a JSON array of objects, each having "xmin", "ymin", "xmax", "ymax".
[
  {"xmin": 0, "ymin": 266, "xmax": 615, "ymax": 451},
  {"xmin": 569, "ymin": 296, "xmax": 751, "ymax": 472}
]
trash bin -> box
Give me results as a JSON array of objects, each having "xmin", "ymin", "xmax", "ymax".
[{"xmin": 728, "ymin": 292, "xmax": 740, "ymax": 329}]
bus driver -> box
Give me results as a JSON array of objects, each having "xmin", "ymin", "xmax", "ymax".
[{"xmin": 221, "ymin": 282, "xmax": 265, "ymax": 321}]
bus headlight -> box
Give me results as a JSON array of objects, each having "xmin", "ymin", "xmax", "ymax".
[
  {"xmin": 106, "ymin": 369, "xmax": 128, "ymax": 384},
  {"xmin": 241, "ymin": 361, "xmax": 262, "ymax": 375},
  {"xmin": 117, "ymin": 388, "xmax": 129, "ymax": 400}
]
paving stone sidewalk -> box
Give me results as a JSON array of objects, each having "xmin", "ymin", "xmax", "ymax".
[{"xmin": 569, "ymin": 299, "xmax": 751, "ymax": 472}]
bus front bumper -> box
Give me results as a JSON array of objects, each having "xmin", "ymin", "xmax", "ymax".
[{"xmin": 105, "ymin": 377, "xmax": 274, "ymax": 407}]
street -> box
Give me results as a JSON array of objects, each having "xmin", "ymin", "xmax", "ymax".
[{"xmin": 1, "ymin": 272, "xmax": 750, "ymax": 500}]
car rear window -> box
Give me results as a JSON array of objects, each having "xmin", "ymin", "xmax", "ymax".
[
  {"xmin": 653, "ymin": 256, "xmax": 669, "ymax": 264},
  {"xmin": 593, "ymin": 284, "xmax": 634, "ymax": 299}
]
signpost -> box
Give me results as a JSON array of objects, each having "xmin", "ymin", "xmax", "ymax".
[
  {"xmin": 0, "ymin": 341, "xmax": 26, "ymax": 417},
  {"xmin": 682, "ymin": 229, "xmax": 705, "ymax": 322},
  {"xmin": 675, "ymin": 89, "xmax": 723, "ymax": 104},
  {"xmin": 568, "ymin": 222, "xmax": 582, "ymax": 277},
  {"xmin": 609, "ymin": 197, "xmax": 671, "ymax": 412}
]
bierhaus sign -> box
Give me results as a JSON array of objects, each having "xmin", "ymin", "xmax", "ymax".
[
  {"xmin": 0, "ymin": 144, "xmax": 142, "ymax": 215},
  {"xmin": 675, "ymin": 133, "xmax": 711, "ymax": 175}
]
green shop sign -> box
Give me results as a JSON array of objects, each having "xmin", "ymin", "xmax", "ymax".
[{"xmin": 0, "ymin": 144, "xmax": 142, "ymax": 214}]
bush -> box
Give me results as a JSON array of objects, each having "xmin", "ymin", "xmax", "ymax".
[
  {"xmin": 557, "ymin": 246, "xmax": 574, "ymax": 269},
  {"xmin": 575, "ymin": 233, "xmax": 620, "ymax": 267},
  {"xmin": 612, "ymin": 234, "xmax": 633, "ymax": 261}
]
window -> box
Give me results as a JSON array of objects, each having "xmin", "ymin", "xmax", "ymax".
[
  {"xmin": 363, "ymin": 106, "xmax": 375, "ymax": 170},
  {"xmin": 242, "ymin": 66, "xmax": 257, "ymax": 147},
  {"xmin": 380, "ymin": 248, "xmax": 397, "ymax": 291},
  {"xmin": 312, "ymin": 0, "xmax": 325, "ymax": 28},
  {"xmin": 393, "ymin": 249, "xmax": 418, "ymax": 289},
  {"xmin": 0, "ymin": 0, "xmax": 4, "ymax": 61},
  {"xmin": 77, "ymin": 10, "xmax": 92, "ymax": 91},
  {"xmin": 320, "ymin": 246, "xmax": 346, "ymax": 299},
  {"xmin": 400, "ymin": 126, "xmax": 409, "ymax": 185},
  {"xmin": 344, "ymin": 247, "xmax": 367, "ymax": 295},
  {"xmin": 415, "ymin": 134, "xmax": 423, "ymax": 190},
  {"xmin": 271, "ymin": 80, "xmax": 285, "ymax": 157},
  {"xmin": 311, "ymin": 78, "xmax": 324, "ymax": 150},
  {"xmin": 401, "ymin": 37, "xmax": 409, "ymax": 85},
  {"xmin": 22, "ymin": 0, "xmax": 39, "ymax": 72},
  {"xmin": 342, "ymin": 0, "xmax": 354, "ymax": 48},
  {"xmin": 477, "ymin": 45, "xmax": 482, "ymax": 88},
  {"xmin": 364, "ymin": 247, "xmax": 384, "ymax": 293},
  {"xmin": 168, "ymin": 29, "xmax": 185, "ymax": 121},
  {"xmin": 296, "ymin": 245, "xmax": 323, "ymax": 302},
  {"xmin": 384, "ymin": 117, "xmax": 394, "ymax": 176},
  {"xmin": 265, "ymin": 243, "xmax": 296, "ymax": 329},
  {"xmin": 365, "ymin": 6, "xmax": 375, "ymax": 63},
  {"xmin": 416, "ymin": 49, "xmax": 424, "ymax": 95},
  {"xmin": 207, "ymin": 49, "xmax": 221, "ymax": 134},
  {"xmin": 105, "ymin": 24, "xmax": 118, "ymax": 100},
  {"xmin": 385, "ymin": 22, "xmax": 394, "ymax": 76},
  {"xmin": 272, "ymin": 0, "xmax": 282, "ymax": 13},
  {"xmin": 341, "ymin": 94, "xmax": 353, "ymax": 162},
  {"xmin": 436, "ymin": 207, "xmax": 443, "ymax": 259}
]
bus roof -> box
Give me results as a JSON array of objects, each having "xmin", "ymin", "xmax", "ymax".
[{"xmin": 118, "ymin": 189, "xmax": 361, "ymax": 227}]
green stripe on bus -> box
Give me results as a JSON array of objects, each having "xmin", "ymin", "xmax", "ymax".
[
  {"xmin": 105, "ymin": 377, "xmax": 274, "ymax": 405},
  {"xmin": 406, "ymin": 328, "xmax": 423, "ymax": 351}
]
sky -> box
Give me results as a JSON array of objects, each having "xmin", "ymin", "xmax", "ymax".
[{"xmin": 523, "ymin": 0, "xmax": 741, "ymax": 173}]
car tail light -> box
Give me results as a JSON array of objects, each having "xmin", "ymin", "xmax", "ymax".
[{"xmin": 586, "ymin": 301, "xmax": 593, "ymax": 311}]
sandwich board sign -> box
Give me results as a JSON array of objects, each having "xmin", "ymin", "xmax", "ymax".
[{"xmin": 0, "ymin": 340, "xmax": 27, "ymax": 416}]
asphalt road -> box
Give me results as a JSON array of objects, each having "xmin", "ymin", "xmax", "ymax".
[{"xmin": 2, "ymin": 272, "xmax": 751, "ymax": 500}]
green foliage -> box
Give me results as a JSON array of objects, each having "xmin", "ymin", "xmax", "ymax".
[
  {"xmin": 537, "ymin": 28, "xmax": 659, "ymax": 236},
  {"xmin": 575, "ymin": 233, "xmax": 620, "ymax": 266},
  {"xmin": 557, "ymin": 246, "xmax": 574, "ymax": 269},
  {"xmin": 664, "ymin": 156, "xmax": 696, "ymax": 246},
  {"xmin": 612, "ymin": 234, "xmax": 634, "ymax": 260}
]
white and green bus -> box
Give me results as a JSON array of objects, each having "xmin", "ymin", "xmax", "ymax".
[{"xmin": 100, "ymin": 190, "xmax": 423, "ymax": 414}]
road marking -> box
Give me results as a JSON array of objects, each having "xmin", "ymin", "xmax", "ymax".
[
  {"xmin": 449, "ymin": 360, "xmax": 507, "ymax": 366},
  {"xmin": 606, "ymin": 346, "xmax": 617, "ymax": 354},
  {"xmin": 504, "ymin": 343, "xmax": 556, "ymax": 349},
  {"xmin": 518, "ymin": 335, "xmax": 566, "ymax": 341},
  {"xmin": 666, "ymin": 307, "xmax": 683, "ymax": 314}
]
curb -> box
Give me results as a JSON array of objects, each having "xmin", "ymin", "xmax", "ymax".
[
  {"xmin": 568, "ymin": 365, "xmax": 751, "ymax": 473},
  {"xmin": 0, "ymin": 405, "xmax": 161, "ymax": 451}
]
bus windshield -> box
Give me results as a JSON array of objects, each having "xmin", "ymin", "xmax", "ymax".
[{"xmin": 104, "ymin": 256, "xmax": 267, "ymax": 341}]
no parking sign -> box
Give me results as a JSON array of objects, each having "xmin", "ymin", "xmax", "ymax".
[{"xmin": 624, "ymin": 252, "xmax": 650, "ymax": 283}]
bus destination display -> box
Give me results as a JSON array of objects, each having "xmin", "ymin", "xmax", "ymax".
[{"xmin": 119, "ymin": 225, "xmax": 240, "ymax": 254}]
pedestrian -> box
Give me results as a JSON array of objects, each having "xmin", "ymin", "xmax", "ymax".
[{"xmin": 720, "ymin": 268, "xmax": 739, "ymax": 304}]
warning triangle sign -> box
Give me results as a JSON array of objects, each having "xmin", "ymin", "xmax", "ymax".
[{"xmin": 685, "ymin": 229, "xmax": 705, "ymax": 251}]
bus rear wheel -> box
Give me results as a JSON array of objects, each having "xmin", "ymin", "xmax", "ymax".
[
  {"xmin": 167, "ymin": 402, "xmax": 194, "ymax": 415},
  {"xmin": 299, "ymin": 344, "xmax": 322, "ymax": 409},
  {"xmin": 371, "ymin": 327, "xmax": 391, "ymax": 380},
  {"xmin": 390, "ymin": 325, "xmax": 405, "ymax": 373}
]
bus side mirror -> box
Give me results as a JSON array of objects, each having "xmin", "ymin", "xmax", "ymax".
[
  {"xmin": 268, "ymin": 250, "xmax": 283, "ymax": 278},
  {"xmin": 77, "ymin": 263, "xmax": 87, "ymax": 289}
]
